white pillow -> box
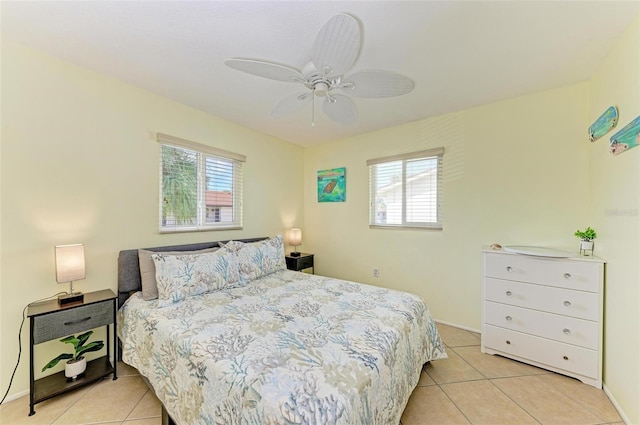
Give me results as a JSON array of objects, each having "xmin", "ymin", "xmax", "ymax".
[
  {"xmin": 138, "ymin": 247, "xmax": 219, "ymax": 301},
  {"xmin": 151, "ymin": 249, "xmax": 240, "ymax": 307},
  {"xmin": 220, "ymin": 235, "xmax": 286, "ymax": 283}
]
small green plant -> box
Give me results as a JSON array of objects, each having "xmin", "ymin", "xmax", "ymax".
[
  {"xmin": 41, "ymin": 330, "xmax": 104, "ymax": 372},
  {"xmin": 574, "ymin": 226, "xmax": 597, "ymax": 241}
]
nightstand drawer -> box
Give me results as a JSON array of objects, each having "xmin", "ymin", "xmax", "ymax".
[
  {"xmin": 285, "ymin": 253, "xmax": 314, "ymax": 272},
  {"xmin": 297, "ymin": 255, "xmax": 314, "ymax": 270},
  {"xmin": 32, "ymin": 302, "xmax": 113, "ymax": 344}
]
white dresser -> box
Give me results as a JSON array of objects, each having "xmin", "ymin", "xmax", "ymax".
[{"xmin": 481, "ymin": 249, "xmax": 605, "ymax": 388}]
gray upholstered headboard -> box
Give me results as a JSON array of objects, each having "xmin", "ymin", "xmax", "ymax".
[{"xmin": 117, "ymin": 237, "xmax": 267, "ymax": 307}]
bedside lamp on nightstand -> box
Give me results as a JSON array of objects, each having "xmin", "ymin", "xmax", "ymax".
[
  {"xmin": 55, "ymin": 244, "xmax": 85, "ymax": 305},
  {"xmin": 289, "ymin": 228, "xmax": 302, "ymax": 257}
]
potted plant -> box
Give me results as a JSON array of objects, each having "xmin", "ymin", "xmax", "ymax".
[
  {"xmin": 574, "ymin": 226, "xmax": 597, "ymax": 256},
  {"xmin": 41, "ymin": 330, "xmax": 104, "ymax": 380}
]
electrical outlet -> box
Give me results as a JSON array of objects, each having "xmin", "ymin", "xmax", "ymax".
[{"xmin": 373, "ymin": 268, "xmax": 380, "ymax": 278}]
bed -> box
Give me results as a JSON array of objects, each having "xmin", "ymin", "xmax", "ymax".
[{"xmin": 117, "ymin": 237, "xmax": 446, "ymax": 425}]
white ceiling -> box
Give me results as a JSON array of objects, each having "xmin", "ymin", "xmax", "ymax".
[{"xmin": 2, "ymin": 1, "xmax": 639, "ymax": 147}]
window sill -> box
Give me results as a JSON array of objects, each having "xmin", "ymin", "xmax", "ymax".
[
  {"xmin": 159, "ymin": 225, "xmax": 243, "ymax": 234},
  {"xmin": 369, "ymin": 224, "xmax": 443, "ymax": 231}
]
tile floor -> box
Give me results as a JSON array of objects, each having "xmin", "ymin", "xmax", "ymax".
[{"xmin": 0, "ymin": 323, "xmax": 624, "ymax": 425}]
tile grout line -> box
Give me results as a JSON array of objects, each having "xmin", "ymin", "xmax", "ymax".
[
  {"xmin": 485, "ymin": 377, "xmax": 543, "ymax": 425},
  {"xmin": 490, "ymin": 375, "xmax": 617, "ymax": 425},
  {"xmin": 448, "ymin": 330, "xmax": 552, "ymax": 425},
  {"xmin": 438, "ymin": 329, "xmax": 547, "ymax": 425},
  {"xmin": 532, "ymin": 375, "xmax": 615, "ymax": 424},
  {"xmin": 49, "ymin": 379, "xmax": 103, "ymax": 425},
  {"xmin": 123, "ymin": 387, "xmax": 151, "ymax": 422},
  {"xmin": 434, "ymin": 332, "xmax": 486, "ymax": 424},
  {"xmin": 435, "ymin": 380, "xmax": 474, "ymax": 425},
  {"xmin": 542, "ymin": 374, "xmax": 622, "ymax": 424}
]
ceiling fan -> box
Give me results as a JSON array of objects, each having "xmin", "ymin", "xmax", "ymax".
[{"xmin": 225, "ymin": 13, "xmax": 415, "ymax": 126}]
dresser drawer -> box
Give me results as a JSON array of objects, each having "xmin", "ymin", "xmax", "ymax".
[
  {"xmin": 32, "ymin": 301, "xmax": 113, "ymax": 344},
  {"xmin": 483, "ymin": 325, "xmax": 598, "ymax": 378},
  {"xmin": 484, "ymin": 301, "xmax": 599, "ymax": 349},
  {"xmin": 484, "ymin": 253, "xmax": 601, "ymax": 292},
  {"xmin": 485, "ymin": 278, "xmax": 599, "ymax": 321}
]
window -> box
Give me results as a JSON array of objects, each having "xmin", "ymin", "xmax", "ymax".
[
  {"xmin": 368, "ymin": 147, "xmax": 443, "ymax": 230},
  {"xmin": 157, "ymin": 133, "xmax": 245, "ymax": 232}
]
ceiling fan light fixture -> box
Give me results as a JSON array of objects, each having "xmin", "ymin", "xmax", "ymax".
[{"xmin": 314, "ymin": 82, "xmax": 330, "ymax": 97}]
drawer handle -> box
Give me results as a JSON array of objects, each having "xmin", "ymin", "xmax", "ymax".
[
  {"xmin": 506, "ymin": 291, "xmax": 512, "ymax": 296},
  {"xmin": 506, "ymin": 266, "xmax": 513, "ymax": 272},
  {"xmin": 563, "ymin": 300, "xmax": 572, "ymax": 307},
  {"xmin": 563, "ymin": 355, "xmax": 569, "ymax": 361},
  {"xmin": 505, "ymin": 316, "xmax": 512, "ymax": 321},
  {"xmin": 564, "ymin": 273, "xmax": 572, "ymax": 279},
  {"xmin": 506, "ymin": 340, "xmax": 511, "ymax": 345},
  {"xmin": 563, "ymin": 328, "xmax": 571, "ymax": 335},
  {"xmin": 64, "ymin": 316, "xmax": 92, "ymax": 326}
]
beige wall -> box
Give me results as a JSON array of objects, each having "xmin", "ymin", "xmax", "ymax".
[
  {"xmin": 588, "ymin": 15, "xmax": 640, "ymax": 424},
  {"xmin": 0, "ymin": 41, "xmax": 304, "ymax": 396},
  {"xmin": 303, "ymin": 82, "xmax": 590, "ymax": 328}
]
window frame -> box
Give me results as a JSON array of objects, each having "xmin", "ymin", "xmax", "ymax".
[
  {"xmin": 157, "ymin": 133, "xmax": 245, "ymax": 233},
  {"xmin": 367, "ymin": 147, "xmax": 444, "ymax": 230}
]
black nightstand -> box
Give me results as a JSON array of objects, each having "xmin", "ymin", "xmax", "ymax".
[
  {"xmin": 27, "ymin": 289, "xmax": 117, "ymax": 416},
  {"xmin": 285, "ymin": 253, "xmax": 314, "ymax": 274}
]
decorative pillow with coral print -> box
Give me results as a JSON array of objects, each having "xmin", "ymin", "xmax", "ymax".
[
  {"xmin": 220, "ymin": 235, "xmax": 286, "ymax": 283},
  {"xmin": 152, "ymin": 250, "xmax": 240, "ymax": 307}
]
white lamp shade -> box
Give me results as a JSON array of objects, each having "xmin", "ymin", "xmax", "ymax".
[
  {"xmin": 55, "ymin": 244, "xmax": 85, "ymax": 283},
  {"xmin": 289, "ymin": 228, "xmax": 302, "ymax": 246}
]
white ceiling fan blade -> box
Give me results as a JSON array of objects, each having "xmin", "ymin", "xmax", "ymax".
[
  {"xmin": 271, "ymin": 92, "xmax": 313, "ymax": 118},
  {"xmin": 311, "ymin": 13, "xmax": 361, "ymax": 77},
  {"xmin": 225, "ymin": 58, "xmax": 304, "ymax": 83},
  {"xmin": 343, "ymin": 70, "xmax": 415, "ymax": 98},
  {"xmin": 322, "ymin": 94, "xmax": 357, "ymax": 125}
]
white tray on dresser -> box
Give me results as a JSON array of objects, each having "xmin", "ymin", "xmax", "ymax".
[{"xmin": 481, "ymin": 248, "xmax": 605, "ymax": 388}]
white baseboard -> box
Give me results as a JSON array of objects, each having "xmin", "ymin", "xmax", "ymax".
[
  {"xmin": 603, "ymin": 384, "xmax": 632, "ymax": 425},
  {"xmin": 433, "ymin": 318, "xmax": 481, "ymax": 334},
  {"xmin": 2, "ymin": 388, "xmax": 29, "ymax": 404}
]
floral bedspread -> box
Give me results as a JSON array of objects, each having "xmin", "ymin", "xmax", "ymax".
[{"xmin": 118, "ymin": 270, "xmax": 446, "ymax": 425}]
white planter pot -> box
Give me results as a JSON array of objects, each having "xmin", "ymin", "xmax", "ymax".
[
  {"xmin": 580, "ymin": 240, "xmax": 594, "ymax": 256},
  {"xmin": 65, "ymin": 357, "xmax": 86, "ymax": 380}
]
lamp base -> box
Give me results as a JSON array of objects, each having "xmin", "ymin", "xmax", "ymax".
[
  {"xmin": 58, "ymin": 292, "xmax": 84, "ymax": 306},
  {"xmin": 290, "ymin": 252, "xmax": 301, "ymax": 257}
]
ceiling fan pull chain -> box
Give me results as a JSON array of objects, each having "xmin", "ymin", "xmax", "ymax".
[{"xmin": 311, "ymin": 90, "xmax": 316, "ymax": 127}]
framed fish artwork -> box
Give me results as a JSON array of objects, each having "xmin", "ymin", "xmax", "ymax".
[
  {"xmin": 609, "ymin": 115, "xmax": 640, "ymax": 156},
  {"xmin": 317, "ymin": 167, "xmax": 346, "ymax": 202},
  {"xmin": 588, "ymin": 106, "xmax": 618, "ymax": 142}
]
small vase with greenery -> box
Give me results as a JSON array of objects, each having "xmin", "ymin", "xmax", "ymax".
[
  {"xmin": 574, "ymin": 227, "xmax": 597, "ymax": 256},
  {"xmin": 42, "ymin": 330, "xmax": 104, "ymax": 379}
]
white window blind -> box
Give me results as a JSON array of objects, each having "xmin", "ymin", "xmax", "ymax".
[
  {"xmin": 157, "ymin": 133, "xmax": 245, "ymax": 233},
  {"xmin": 368, "ymin": 148, "xmax": 443, "ymax": 230}
]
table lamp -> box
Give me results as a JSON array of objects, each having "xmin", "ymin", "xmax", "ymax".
[
  {"xmin": 289, "ymin": 228, "xmax": 302, "ymax": 257},
  {"xmin": 55, "ymin": 244, "xmax": 85, "ymax": 305}
]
